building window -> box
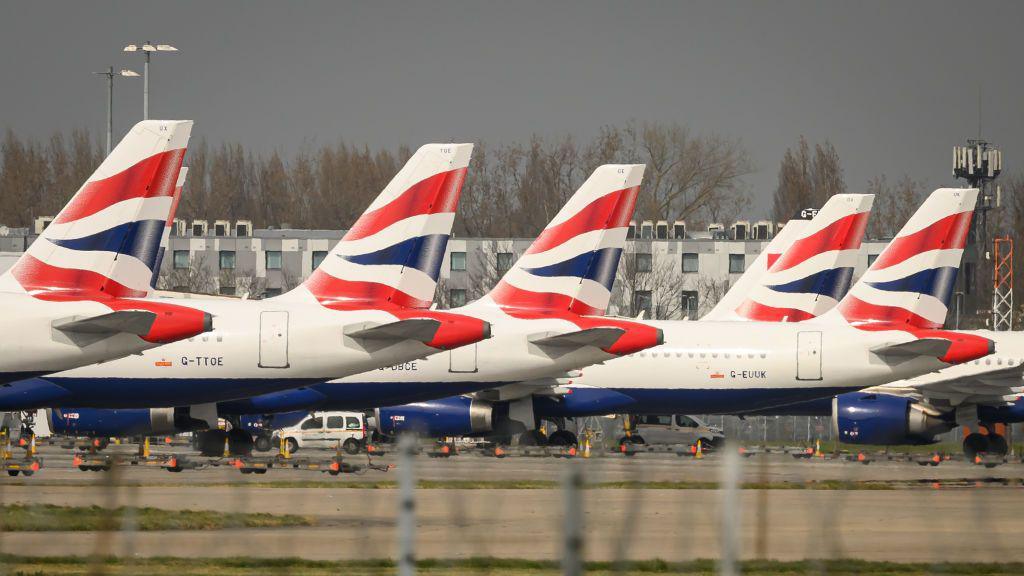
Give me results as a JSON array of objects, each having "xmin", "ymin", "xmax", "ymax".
[
  {"xmin": 450, "ymin": 251, "xmax": 467, "ymax": 271},
  {"xmin": 632, "ymin": 290, "xmax": 652, "ymax": 318},
  {"xmin": 219, "ymin": 250, "xmax": 236, "ymax": 270},
  {"xmin": 681, "ymin": 290, "xmax": 698, "ymax": 316},
  {"xmin": 636, "ymin": 253, "xmax": 653, "ymax": 273},
  {"xmin": 867, "ymin": 253, "xmax": 879, "ymax": 268},
  {"xmin": 496, "ymin": 252, "xmax": 514, "ymax": 274},
  {"xmin": 263, "ymin": 287, "xmax": 282, "ymax": 298},
  {"xmin": 312, "ymin": 250, "xmax": 328, "ymax": 271},
  {"xmin": 450, "ymin": 288, "xmax": 467, "ymax": 308},
  {"xmin": 681, "ymin": 253, "xmax": 699, "ymax": 273},
  {"xmin": 173, "ymin": 250, "xmax": 190, "ymax": 269},
  {"xmin": 266, "ymin": 251, "xmax": 282, "ymax": 270},
  {"xmin": 219, "ymin": 285, "xmax": 236, "ymax": 296},
  {"xmin": 728, "ymin": 254, "xmax": 745, "ymax": 273}
]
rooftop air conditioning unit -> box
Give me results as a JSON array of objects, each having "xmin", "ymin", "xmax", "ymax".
[
  {"xmin": 672, "ymin": 220, "xmax": 686, "ymax": 239},
  {"xmin": 213, "ymin": 219, "xmax": 231, "ymax": 237},
  {"xmin": 640, "ymin": 220, "xmax": 654, "ymax": 240},
  {"xmin": 731, "ymin": 220, "xmax": 750, "ymax": 240},
  {"xmin": 172, "ymin": 218, "xmax": 187, "ymax": 237},
  {"xmin": 752, "ymin": 220, "xmax": 774, "ymax": 240},
  {"xmin": 191, "ymin": 220, "xmax": 208, "ymax": 237},
  {"xmin": 33, "ymin": 216, "xmax": 54, "ymax": 235},
  {"xmin": 235, "ymin": 220, "xmax": 253, "ymax": 237},
  {"xmin": 655, "ymin": 220, "xmax": 669, "ymax": 240}
]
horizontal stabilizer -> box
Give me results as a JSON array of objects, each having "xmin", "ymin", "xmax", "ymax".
[
  {"xmin": 530, "ymin": 327, "xmax": 625, "ymax": 350},
  {"xmin": 345, "ymin": 318, "xmax": 441, "ymax": 344},
  {"xmin": 871, "ymin": 338, "xmax": 951, "ymax": 360},
  {"xmin": 54, "ymin": 310, "xmax": 157, "ymax": 336}
]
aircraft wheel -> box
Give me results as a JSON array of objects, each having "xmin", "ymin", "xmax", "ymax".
[
  {"xmin": 518, "ymin": 430, "xmax": 547, "ymax": 447},
  {"xmin": 963, "ymin": 433, "xmax": 989, "ymax": 461},
  {"xmin": 547, "ymin": 430, "xmax": 578, "ymax": 447},
  {"xmin": 196, "ymin": 430, "xmax": 228, "ymax": 456},
  {"xmin": 254, "ymin": 435, "xmax": 273, "ymax": 452},
  {"xmin": 228, "ymin": 429, "xmax": 254, "ymax": 457},
  {"xmin": 987, "ymin": 434, "xmax": 1009, "ymax": 457}
]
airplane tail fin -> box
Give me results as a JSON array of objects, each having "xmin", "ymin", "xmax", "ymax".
[
  {"xmin": 823, "ymin": 188, "xmax": 978, "ymax": 329},
  {"xmin": 6, "ymin": 120, "xmax": 192, "ymax": 299},
  {"xmin": 485, "ymin": 164, "xmax": 645, "ymax": 315},
  {"xmin": 711, "ymin": 193, "xmax": 873, "ymax": 322},
  {"xmin": 291, "ymin": 143, "xmax": 473, "ymax": 309}
]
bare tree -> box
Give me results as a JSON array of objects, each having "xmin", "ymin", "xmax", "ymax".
[
  {"xmin": 772, "ymin": 137, "xmax": 846, "ymax": 222},
  {"xmin": 160, "ymin": 254, "xmax": 215, "ymax": 295},
  {"xmin": 865, "ymin": 174, "xmax": 927, "ymax": 239},
  {"xmin": 612, "ymin": 250, "xmax": 686, "ymax": 320}
]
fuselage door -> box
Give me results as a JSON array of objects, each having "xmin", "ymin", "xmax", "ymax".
[
  {"xmin": 449, "ymin": 343, "xmax": 478, "ymax": 373},
  {"xmin": 259, "ymin": 311, "xmax": 289, "ymax": 368},
  {"xmin": 796, "ymin": 331, "xmax": 822, "ymax": 381}
]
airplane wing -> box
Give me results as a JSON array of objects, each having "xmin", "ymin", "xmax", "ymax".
[
  {"xmin": 344, "ymin": 319, "xmax": 442, "ymax": 345},
  {"xmin": 865, "ymin": 362, "xmax": 1024, "ymax": 408},
  {"xmin": 53, "ymin": 310, "xmax": 158, "ymax": 346},
  {"xmin": 529, "ymin": 327, "xmax": 626, "ymax": 350}
]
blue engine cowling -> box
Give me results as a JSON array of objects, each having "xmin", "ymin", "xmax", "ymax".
[
  {"xmin": 375, "ymin": 397, "xmax": 492, "ymax": 437},
  {"xmin": 47, "ymin": 407, "xmax": 204, "ymax": 438},
  {"xmin": 833, "ymin": 392, "xmax": 952, "ymax": 446}
]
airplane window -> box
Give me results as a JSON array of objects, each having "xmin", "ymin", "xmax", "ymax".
[
  {"xmin": 998, "ymin": 358, "xmax": 1004, "ymax": 365},
  {"xmin": 712, "ymin": 353, "xmax": 718, "ymax": 358},
  {"xmin": 986, "ymin": 359, "xmax": 992, "ymax": 365},
  {"xmin": 724, "ymin": 353, "xmax": 730, "ymax": 359},
  {"xmin": 301, "ymin": 417, "xmax": 323, "ymax": 430},
  {"xmin": 760, "ymin": 353, "xmax": 766, "ymax": 358},
  {"xmin": 748, "ymin": 353, "xmax": 754, "ymax": 359},
  {"xmin": 700, "ymin": 353, "xmax": 706, "ymax": 359},
  {"xmin": 688, "ymin": 353, "xmax": 694, "ymax": 358}
]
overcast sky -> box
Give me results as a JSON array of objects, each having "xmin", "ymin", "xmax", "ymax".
[{"xmin": 2, "ymin": 1, "xmax": 1022, "ymax": 218}]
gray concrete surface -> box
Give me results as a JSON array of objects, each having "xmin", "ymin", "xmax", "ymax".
[{"xmin": 0, "ymin": 444, "xmax": 1022, "ymax": 562}]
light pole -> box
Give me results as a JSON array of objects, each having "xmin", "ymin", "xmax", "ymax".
[
  {"xmin": 92, "ymin": 67, "xmax": 140, "ymax": 156},
  {"xmin": 123, "ymin": 42, "xmax": 178, "ymax": 120}
]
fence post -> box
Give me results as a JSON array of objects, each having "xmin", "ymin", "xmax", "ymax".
[
  {"xmin": 562, "ymin": 461, "xmax": 584, "ymax": 576},
  {"xmin": 398, "ymin": 434, "xmax": 417, "ymax": 576}
]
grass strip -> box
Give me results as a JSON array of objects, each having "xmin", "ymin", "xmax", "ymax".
[
  {"xmin": 0, "ymin": 556, "xmax": 1021, "ymax": 575},
  {"xmin": 0, "ymin": 504, "xmax": 314, "ymax": 532}
]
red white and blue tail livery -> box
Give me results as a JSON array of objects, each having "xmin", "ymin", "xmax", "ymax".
[
  {"xmin": 486, "ymin": 164, "xmax": 643, "ymax": 316},
  {"xmin": 288, "ymin": 143, "xmax": 471, "ymax": 311},
  {"xmin": 826, "ymin": 188, "xmax": 977, "ymax": 330},
  {"xmin": 707, "ymin": 194, "xmax": 873, "ymax": 322},
  {"xmin": 0, "ymin": 121, "xmax": 212, "ymax": 384}
]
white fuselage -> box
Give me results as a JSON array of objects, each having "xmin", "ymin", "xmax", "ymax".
[
  {"xmin": 0, "ymin": 294, "xmax": 158, "ymax": 381},
  {"xmin": 558, "ymin": 320, "xmax": 959, "ymax": 415},
  {"xmin": 32, "ymin": 296, "xmax": 450, "ymax": 408}
]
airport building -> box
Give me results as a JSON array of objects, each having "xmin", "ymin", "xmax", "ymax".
[{"xmin": 0, "ymin": 216, "xmax": 928, "ymax": 321}]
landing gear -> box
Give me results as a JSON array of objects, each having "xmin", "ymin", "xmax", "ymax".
[
  {"xmin": 228, "ymin": 429, "xmax": 254, "ymax": 456},
  {"xmin": 196, "ymin": 430, "xmax": 228, "ymax": 456},
  {"xmin": 517, "ymin": 429, "xmax": 548, "ymax": 447},
  {"xmin": 547, "ymin": 430, "xmax": 578, "ymax": 447},
  {"xmin": 962, "ymin": 433, "xmax": 989, "ymax": 461},
  {"xmin": 254, "ymin": 434, "xmax": 273, "ymax": 453},
  {"xmin": 618, "ymin": 435, "xmax": 645, "ymax": 449},
  {"xmin": 987, "ymin": 434, "xmax": 1009, "ymax": 457}
]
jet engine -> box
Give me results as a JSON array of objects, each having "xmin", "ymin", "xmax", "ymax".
[
  {"xmin": 375, "ymin": 397, "xmax": 493, "ymax": 437},
  {"xmin": 832, "ymin": 392, "xmax": 953, "ymax": 446},
  {"xmin": 47, "ymin": 407, "xmax": 210, "ymax": 438}
]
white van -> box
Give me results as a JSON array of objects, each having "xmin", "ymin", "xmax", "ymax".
[{"xmin": 278, "ymin": 411, "xmax": 366, "ymax": 454}]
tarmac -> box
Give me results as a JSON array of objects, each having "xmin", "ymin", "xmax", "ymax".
[{"xmin": 2, "ymin": 443, "xmax": 1024, "ymax": 562}]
